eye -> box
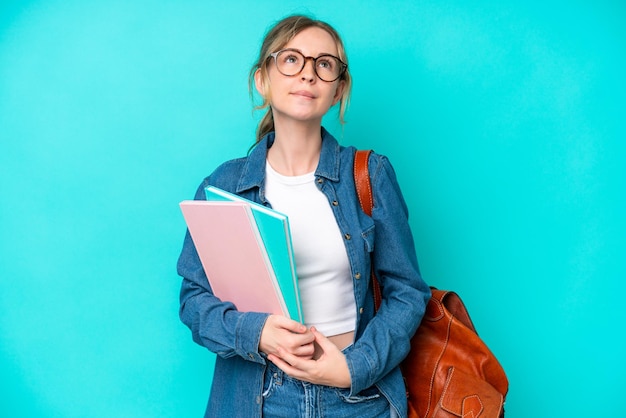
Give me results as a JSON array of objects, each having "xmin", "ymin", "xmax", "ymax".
[
  {"xmin": 281, "ymin": 52, "xmax": 301, "ymax": 65},
  {"xmin": 317, "ymin": 57, "xmax": 335, "ymax": 71}
]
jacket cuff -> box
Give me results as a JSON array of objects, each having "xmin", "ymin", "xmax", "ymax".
[
  {"xmin": 235, "ymin": 312, "xmax": 269, "ymax": 364},
  {"xmin": 345, "ymin": 347, "xmax": 376, "ymax": 395}
]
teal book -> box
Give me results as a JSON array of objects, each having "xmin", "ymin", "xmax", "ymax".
[{"xmin": 204, "ymin": 186, "xmax": 303, "ymax": 323}]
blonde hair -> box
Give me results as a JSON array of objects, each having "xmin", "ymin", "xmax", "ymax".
[{"xmin": 249, "ymin": 15, "xmax": 352, "ymax": 142}]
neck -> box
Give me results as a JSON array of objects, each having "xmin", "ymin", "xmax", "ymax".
[{"xmin": 268, "ymin": 119, "xmax": 323, "ymax": 176}]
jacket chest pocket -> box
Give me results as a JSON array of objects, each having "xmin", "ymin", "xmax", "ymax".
[{"xmin": 360, "ymin": 221, "xmax": 375, "ymax": 254}]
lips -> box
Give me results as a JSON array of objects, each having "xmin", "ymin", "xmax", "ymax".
[{"xmin": 292, "ymin": 90, "xmax": 316, "ymax": 99}]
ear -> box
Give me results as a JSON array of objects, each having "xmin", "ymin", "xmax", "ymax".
[
  {"xmin": 332, "ymin": 80, "xmax": 345, "ymax": 106},
  {"xmin": 254, "ymin": 68, "xmax": 266, "ymax": 97}
]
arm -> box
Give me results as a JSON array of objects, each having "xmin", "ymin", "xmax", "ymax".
[
  {"xmin": 345, "ymin": 154, "xmax": 431, "ymax": 394},
  {"xmin": 178, "ymin": 180, "xmax": 314, "ymax": 362}
]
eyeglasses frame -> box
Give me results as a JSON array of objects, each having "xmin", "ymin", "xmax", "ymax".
[{"xmin": 268, "ymin": 48, "xmax": 347, "ymax": 83}]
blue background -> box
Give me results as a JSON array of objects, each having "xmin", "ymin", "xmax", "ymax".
[{"xmin": 1, "ymin": 1, "xmax": 625, "ymax": 416}]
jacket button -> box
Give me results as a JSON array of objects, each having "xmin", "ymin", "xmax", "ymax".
[
  {"xmin": 332, "ymin": 200, "xmax": 339, "ymax": 206},
  {"xmin": 359, "ymin": 307, "xmax": 364, "ymax": 314},
  {"xmin": 317, "ymin": 178, "xmax": 324, "ymax": 184},
  {"xmin": 355, "ymin": 272, "xmax": 361, "ymax": 279},
  {"xmin": 344, "ymin": 233, "xmax": 351, "ymax": 240}
]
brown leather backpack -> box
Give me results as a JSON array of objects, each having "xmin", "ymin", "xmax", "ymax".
[{"xmin": 354, "ymin": 150, "xmax": 509, "ymax": 418}]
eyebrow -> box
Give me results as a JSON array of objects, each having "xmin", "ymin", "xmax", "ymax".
[{"xmin": 283, "ymin": 47, "xmax": 338, "ymax": 58}]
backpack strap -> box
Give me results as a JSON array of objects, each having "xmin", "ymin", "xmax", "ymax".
[
  {"xmin": 353, "ymin": 149, "xmax": 382, "ymax": 311},
  {"xmin": 354, "ymin": 150, "xmax": 373, "ymax": 216}
]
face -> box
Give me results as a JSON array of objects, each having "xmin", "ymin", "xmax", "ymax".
[{"xmin": 255, "ymin": 27, "xmax": 346, "ymax": 126}]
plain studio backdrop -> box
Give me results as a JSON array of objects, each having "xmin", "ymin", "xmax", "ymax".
[{"xmin": 1, "ymin": 1, "xmax": 624, "ymax": 416}]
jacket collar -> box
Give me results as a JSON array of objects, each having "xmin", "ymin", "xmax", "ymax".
[{"xmin": 236, "ymin": 127, "xmax": 341, "ymax": 195}]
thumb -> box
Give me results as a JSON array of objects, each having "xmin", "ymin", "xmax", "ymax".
[{"xmin": 310, "ymin": 326, "xmax": 336, "ymax": 352}]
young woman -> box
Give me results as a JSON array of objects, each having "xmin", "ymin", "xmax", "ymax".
[{"xmin": 177, "ymin": 15, "xmax": 430, "ymax": 418}]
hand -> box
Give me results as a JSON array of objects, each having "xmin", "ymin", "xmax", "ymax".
[
  {"xmin": 268, "ymin": 327, "xmax": 351, "ymax": 388},
  {"xmin": 259, "ymin": 315, "xmax": 315, "ymax": 359}
]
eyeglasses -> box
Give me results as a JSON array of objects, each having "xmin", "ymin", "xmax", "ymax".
[{"xmin": 268, "ymin": 48, "xmax": 347, "ymax": 82}]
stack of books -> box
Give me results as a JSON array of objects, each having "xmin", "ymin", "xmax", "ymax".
[{"xmin": 180, "ymin": 186, "xmax": 303, "ymax": 323}]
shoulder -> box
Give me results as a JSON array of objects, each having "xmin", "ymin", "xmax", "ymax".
[
  {"xmin": 208, "ymin": 157, "xmax": 248, "ymax": 186},
  {"xmin": 358, "ymin": 150, "xmax": 407, "ymax": 213},
  {"xmin": 369, "ymin": 152, "xmax": 397, "ymax": 183},
  {"xmin": 348, "ymin": 147, "xmax": 397, "ymax": 182},
  {"xmin": 192, "ymin": 156, "xmax": 250, "ymax": 199},
  {"xmin": 191, "ymin": 136, "xmax": 270, "ymax": 199}
]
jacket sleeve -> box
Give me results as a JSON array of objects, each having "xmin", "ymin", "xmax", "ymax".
[
  {"xmin": 345, "ymin": 154, "xmax": 431, "ymax": 395},
  {"xmin": 177, "ymin": 179, "xmax": 269, "ymax": 364}
]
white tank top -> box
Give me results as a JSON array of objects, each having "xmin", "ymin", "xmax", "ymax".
[{"xmin": 264, "ymin": 162, "xmax": 357, "ymax": 336}]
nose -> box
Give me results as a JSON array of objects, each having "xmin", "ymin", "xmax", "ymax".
[{"xmin": 301, "ymin": 57, "xmax": 316, "ymax": 82}]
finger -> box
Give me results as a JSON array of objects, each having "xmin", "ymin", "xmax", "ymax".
[
  {"xmin": 280, "ymin": 329, "xmax": 314, "ymax": 354},
  {"xmin": 311, "ymin": 327, "xmax": 339, "ymax": 354},
  {"xmin": 268, "ymin": 350, "xmax": 310, "ymax": 379},
  {"xmin": 293, "ymin": 329, "xmax": 315, "ymax": 345},
  {"xmin": 275, "ymin": 346, "xmax": 305, "ymax": 368},
  {"xmin": 273, "ymin": 316, "xmax": 308, "ymax": 334},
  {"xmin": 292, "ymin": 342, "xmax": 315, "ymax": 358}
]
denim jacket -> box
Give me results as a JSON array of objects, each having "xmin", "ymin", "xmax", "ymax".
[{"xmin": 177, "ymin": 128, "xmax": 430, "ymax": 418}]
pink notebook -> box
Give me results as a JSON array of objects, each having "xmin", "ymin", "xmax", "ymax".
[{"xmin": 179, "ymin": 200, "xmax": 287, "ymax": 316}]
